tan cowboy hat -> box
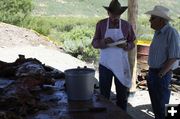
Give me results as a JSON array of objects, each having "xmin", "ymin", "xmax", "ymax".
[
  {"xmin": 145, "ymin": 5, "xmax": 172, "ymax": 21},
  {"xmin": 103, "ymin": 0, "xmax": 128, "ymax": 15}
]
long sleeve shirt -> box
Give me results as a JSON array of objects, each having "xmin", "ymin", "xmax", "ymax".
[{"xmin": 92, "ymin": 18, "xmax": 136, "ymax": 50}]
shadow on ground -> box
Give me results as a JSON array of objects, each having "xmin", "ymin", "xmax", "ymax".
[
  {"xmin": 127, "ymin": 103, "xmax": 154, "ymax": 119},
  {"xmin": 94, "ymin": 77, "xmax": 154, "ymax": 119}
]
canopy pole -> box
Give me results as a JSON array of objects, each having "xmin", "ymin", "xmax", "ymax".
[{"xmin": 128, "ymin": 0, "xmax": 138, "ymax": 93}]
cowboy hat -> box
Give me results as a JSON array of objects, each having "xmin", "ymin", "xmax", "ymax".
[
  {"xmin": 145, "ymin": 5, "xmax": 172, "ymax": 21},
  {"xmin": 103, "ymin": 0, "xmax": 128, "ymax": 15}
]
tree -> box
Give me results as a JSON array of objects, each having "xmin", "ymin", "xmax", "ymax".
[{"xmin": 0, "ymin": 0, "xmax": 33, "ymax": 25}]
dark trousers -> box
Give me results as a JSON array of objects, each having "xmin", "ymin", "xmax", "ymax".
[
  {"xmin": 147, "ymin": 68, "xmax": 172, "ymax": 119},
  {"xmin": 99, "ymin": 64, "xmax": 129, "ymax": 111}
]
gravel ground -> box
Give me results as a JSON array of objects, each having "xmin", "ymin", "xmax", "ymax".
[{"xmin": 127, "ymin": 89, "xmax": 180, "ymax": 119}]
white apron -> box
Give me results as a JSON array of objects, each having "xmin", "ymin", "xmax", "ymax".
[{"xmin": 99, "ymin": 19, "xmax": 131, "ymax": 88}]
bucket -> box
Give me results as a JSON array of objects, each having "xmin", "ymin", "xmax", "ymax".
[{"xmin": 64, "ymin": 67, "xmax": 95, "ymax": 101}]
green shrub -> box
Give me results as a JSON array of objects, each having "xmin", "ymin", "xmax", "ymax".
[
  {"xmin": 0, "ymin": 0, "xmax": 33, "ymax": 25},
  {"xmin": 62, "ymin": 25, "xmax": 99, "ymax": 62},
  {"xmin": 21, "ymin": 16, "xmax": 51, "ymax": 36}
]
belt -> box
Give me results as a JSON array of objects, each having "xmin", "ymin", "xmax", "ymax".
[
  {"xmin": 149, "ymin": 68, "xmax": 161, "ymax": 72},
  {"xmin": 149, "ymin": 68, "xmax": 172, "ymax": 74}
]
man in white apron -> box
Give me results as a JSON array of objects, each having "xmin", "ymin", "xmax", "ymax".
[{"xmin": 92, "ymin": 0, "xmax": 136, "ymax": 111}]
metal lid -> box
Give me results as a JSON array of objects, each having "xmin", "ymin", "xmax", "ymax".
[{"xmin": 64, "ymin": 67, "xmax": 95, "ymax": 76}]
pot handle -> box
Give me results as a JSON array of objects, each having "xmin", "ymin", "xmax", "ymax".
[{"xmin": 77, "ymin": 66, "xmax": 87, "ymax": 69}]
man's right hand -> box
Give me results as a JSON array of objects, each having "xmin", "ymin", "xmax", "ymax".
[
  {"xmin": 100, "ymin": 37, "xmax": 114, "ymax": 49},
  {"xmin": 104, "ymin": 37, "xmax": 114, "ymax": 44}
]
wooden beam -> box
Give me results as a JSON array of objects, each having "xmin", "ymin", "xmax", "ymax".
[
  {"xmin": 128, "ymin": 0, "xmax": 138, "ymax": 33},
  {"xmin": 128, "ymin": 0, "xmax": 138, "ymax": 92}
]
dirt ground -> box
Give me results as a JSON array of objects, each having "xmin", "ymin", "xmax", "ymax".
[{"xmin": 0, "ymin": 22, "xmax": 180, "ymax": 119}]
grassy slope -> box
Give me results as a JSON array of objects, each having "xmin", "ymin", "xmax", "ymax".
[{"xmin": 33, "ymin": 0, "xmax": 180, "ymax": 17}]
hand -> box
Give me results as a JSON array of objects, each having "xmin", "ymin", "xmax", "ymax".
[
  {"xmin": 99, "ymin": 37, "xmax": 114, "ymax": 49},
  {"xmin": 104, "ymin": 37, "xmax": 114, "ymax": 44},
  {"xmin": 158, "ymin": 71, "xmax": 165, "ymax": 78},
  {"xmin": 116, "ymin": 42, "xmax": 128, "ymax": 49}
]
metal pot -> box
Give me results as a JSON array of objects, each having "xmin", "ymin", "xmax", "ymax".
[{"xmin": 64, "ymin": 67, "xmax": 95, "ymax": 101}]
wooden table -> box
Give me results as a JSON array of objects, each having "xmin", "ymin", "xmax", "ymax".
[
  {"xmin": 26, "ymin": 80, "xmax": 133, "ymax": 119},
  {"xmin": 64, "ymin": 93, "xmax": 133, "ymax": 119}
]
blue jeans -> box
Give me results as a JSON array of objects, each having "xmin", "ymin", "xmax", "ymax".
[
  {"xmin": 147, "ymin": 68, "xmax": 172, "ymax": 119},
  {"xmin": 99, "ymin": 64, "xmax": 129, "ymax": 111}
]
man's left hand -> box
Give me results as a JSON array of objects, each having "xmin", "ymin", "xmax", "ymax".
[
  {"xmin": 158, "ymin": 70, "xmax": 166, "ymax": 78},
  {"xmin": 116, "ymin": 42, "xmax": 128, "ymax": 50}
]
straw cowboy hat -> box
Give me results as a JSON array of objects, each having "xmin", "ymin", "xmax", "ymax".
[
  {"xmin": 145, "ymin": 5, "xmax": 172, "ymax": 21},
  {"xmin": 103, "ymin": 0, "xmax": 128, "ymax": 15}
]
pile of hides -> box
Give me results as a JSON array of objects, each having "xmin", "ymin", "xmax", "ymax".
[{"xmin": 0, "ymin": 54, "xmax": 65, "ymax": 119}]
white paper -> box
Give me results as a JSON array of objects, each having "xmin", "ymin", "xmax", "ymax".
[{"xmin": 107, "ymin": 40, "xmax": 127, "ymax": 47}]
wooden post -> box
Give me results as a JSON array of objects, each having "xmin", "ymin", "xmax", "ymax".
[{"xmin": 128, "ymin": 0, "xmax": 138, "ymax": 93}]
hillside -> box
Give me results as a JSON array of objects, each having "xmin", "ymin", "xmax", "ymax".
[
  {"xmin": 33, "ymin": 0, "xmax": 180, "ymax": 17},
  {"xmin": 0, "ymin": 22, "xmax": 57, "ymax": 48},
  {"xmin": 33, "ymin": 0, "xmax": 114, "ymax": 17}
]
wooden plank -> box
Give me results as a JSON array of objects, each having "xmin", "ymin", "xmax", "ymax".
[{"xmin": 65, "ymin": 94, "xmax": 133, "ymax": 119}]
